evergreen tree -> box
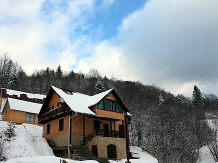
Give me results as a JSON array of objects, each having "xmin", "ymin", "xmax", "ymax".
[
  {"xmin": 55, "ymin": 65, "xmax": 63, "ymax": 87},
  {"xmin": 192, "ymin": 85, "xmax": 204, "ymax": 106},
  {"xmin": 94, "ymin": 79, "xmax": 105, "ymax": 92},
  {"xmin": 56, "ymin": 65, "xmax": 63, "ymax": 78}
]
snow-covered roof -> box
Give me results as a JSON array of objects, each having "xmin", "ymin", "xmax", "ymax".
[
  {"xmin": 2, "ymin": 88, "xmax": 46, "ymax": 99},
  {"xmin": 6, "ymin": 98, "xmax": 42, "ymax": 114},
  {"xmin": 52, "ymin": 86, "xmax": 113, "ymax": 116}
]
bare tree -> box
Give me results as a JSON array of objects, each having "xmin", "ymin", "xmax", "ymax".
[{"xmin": 87, "ymin": 68, "xmax": 101, "ymax": 78}]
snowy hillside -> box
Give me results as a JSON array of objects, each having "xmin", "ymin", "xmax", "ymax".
[
  {"xmin": 0, "ymin": 121, "xmax": 158, "ymax": 163},
  {"xmin": 0, "ymin": 121, "xmax": 53, "ymax": 161},
  {"xmin": 0, "ymin": 120, "xmax": 216, "ymax": 163}
]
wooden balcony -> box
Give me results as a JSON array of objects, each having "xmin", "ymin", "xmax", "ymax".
[
  {"xmin": 38, "ymin": 105, "xmax": 71, "ymax": 124},
  {"xmin": 85, "ymin": 129, "xmax": 125, "ymax": 145}
]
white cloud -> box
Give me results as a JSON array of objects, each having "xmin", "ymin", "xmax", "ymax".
[
  {"xmin": 0, "ymin": 0, "xmax": 99, "ymax": 74},
  {"xmin": 1, "ymin": 0, "xmax": 218, "ymax": 97},
  {"xmin": 75, "ymin": 40, "xmax": 126, "ymax": 79},
  {"xmin": 76, "ymin": 0, "xmax": 218, "ymax": 96}
]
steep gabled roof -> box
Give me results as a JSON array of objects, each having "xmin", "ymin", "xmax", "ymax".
[
  {"xmin": 4, "ymin": 98, "xmax": 42, "ymax": 114},
  {"xmin": 51, "ymin": 86, "xmax": 113, "ymax": 116},
  {"xmin": 39, "ymin": 85, "xmax": 129, "ymax": 117}
]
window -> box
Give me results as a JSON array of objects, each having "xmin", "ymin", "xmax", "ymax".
[
  {"xmin": 97, "ymin": 100, "xmax": 104, "ymax": 110},
  {"xmin": 47, "ymin": 124, "xmax": 50, "ymax": 135},
  {"xmin": 97, "ymin": 99, "xmax": 123, "ymax": 113},
  {"xmin": 59, "ymin": 119, "xmax": 64, "ymax": 131},
  {"xmin": 52, "ymin": 105, "xmax": 54, "ymax": 109},
  {"xmin": 25, "ymin": 113, "xmax": 35, "ymax": 122},
  {"xmin": 106, "ymin": 100, "xmax": 116, "ymax": 112},
  {"xmin": 116, "ymin": 103, "xmax": 122, "ymax": 113},
  {"xmin": 62, "ymin": 89, "xmax": 73, "ymax": 95}
]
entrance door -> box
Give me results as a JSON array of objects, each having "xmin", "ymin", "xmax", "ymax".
[
  {"xmin": 103, "ymin": 124, "xmax": 109, "ymax": 137},
  {"xmin": 107, "ymin": 144, "xmax": 117, "ymax": 159},
  {"xmin": 92, "ymin": 145, "xmax": 98, "ymax": 157},
  {"xmin": 119, "ymin": 125, "xmax": 124, "ymax": 138}
]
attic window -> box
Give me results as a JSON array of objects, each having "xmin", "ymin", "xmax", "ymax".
[
  {"xmin": 97, "ymin": 99, "xmax": 123, "ymax": 113},
  {"xmin": 97, "ymin": 100, "xmax": 104, "ymax": 110},
  {"xmin": 63, "ymin": 90, "xmax": 73, "ymax": 95}
]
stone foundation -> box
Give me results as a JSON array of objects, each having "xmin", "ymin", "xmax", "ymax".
[
  {"xmin": 97, "ymin": 137, "xmax": 126, "ymax": 159},
  {"xmin": 52, "ymin": 135, "xmax": 83, "ymax": 147}
]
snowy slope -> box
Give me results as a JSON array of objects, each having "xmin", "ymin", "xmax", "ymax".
[
  {"xmin": 197, "ymin": 146, "xmax": 217, "ymax": 163},
  {"xmin": 0, "ymin": 121, "xmax": 158, "ymax": 163},
  {"xmin": 0, "ymin": 121, "xmax": 53, "ymax": 162},
  {"xmin": 4, "ymin": 157, "xmax": 98, "ymax": 163},
  {"xmin": 109, "ymin": 146, "xmax": 158, "ymax": 163},
  {"xmin": 195, "ymin": 118, "xmax": 218, "ymax": 163}
]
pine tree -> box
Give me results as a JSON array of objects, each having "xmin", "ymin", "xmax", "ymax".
[
  {"xmin": 192, "ymin": 85, "xmax": 204, "ymax": 106},
  {"xmin": 56, "ymin": 65, "xmax": 63, "ymax": 78},
  {"xmin": 94, "ymin": 79, "xmax": 105, "ymax": 91}
]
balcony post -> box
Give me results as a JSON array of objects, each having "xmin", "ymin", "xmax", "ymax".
[
  {"xmin": 68, "ymin": 111, "xmax": 72, "ymax": 159},
  {"xmin": 124, "ymin": 113, "xmax": 131, "ymax": 163}
]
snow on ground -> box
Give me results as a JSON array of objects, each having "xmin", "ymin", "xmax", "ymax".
[
  {"xmin": 196, "ymin": 146, "xmax": 217, "ymax": 163},
  {"xmin": 4, "ymin": 157, "xmax": 98, "ymax": 163},
  {"xmin": 0, "ymin": 121, "xmax": 53, "ymax": 162},
  {"xmin": 0, "ymin": 121, "xmax": 158, "ymax": 163},
  {"xmin": 109, "ymin": 146, "xmax": 158, "ymax": 163}
]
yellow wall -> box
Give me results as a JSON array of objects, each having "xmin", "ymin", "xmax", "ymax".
[
  {"xmin": 92, "ymin": 92, "xmax": 125, "ymax": 121},
  {"xmin": 43, "ymin": 92, "xmax": 126, "ymax": 138},
  {"xmin": 48, "ymin": 93, "xmax": 61, "ymax": 111},
  {"xmin": 2, "ymin": 109, "xmax": 39, "ymax": 125},
  {"xmin": 43, "ymin": 115, "xmax": 69, "ymax": 139}
]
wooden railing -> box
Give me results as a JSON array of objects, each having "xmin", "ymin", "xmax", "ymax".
[
  {"xmin": 95, "ymin": 129, "xmax": 125, "ymax": 138},
  {"xmin": 84, "ymin": 129, "xmax": 125, "ymax": 145},
  {"xmin": 38, "ymin": 106, "xmax": 71, "ymax": 124}
]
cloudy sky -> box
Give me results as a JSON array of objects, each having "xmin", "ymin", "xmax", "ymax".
[{"xmin": 1, "ymin": 0, "xmax": 218, "ymax": 97}]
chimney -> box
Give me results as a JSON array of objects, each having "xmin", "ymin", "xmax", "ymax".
[
  {"xmin": 20, "ymin": 94, "xmax": 28, "ymax": 101},
  {"xmin": 1, "ymin": 89, "xmax": 8, "ymax": 98}
]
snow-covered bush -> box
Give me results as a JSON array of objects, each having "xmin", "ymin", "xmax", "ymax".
[
  {"xmin": 0, "ymin": 131, "xmax": 5, "ymax": 161},
  {"xmin": 4, "ymin": 122, "xmax": 16, "ymax": 140}
]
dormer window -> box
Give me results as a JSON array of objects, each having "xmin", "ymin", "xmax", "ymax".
[
  {"xmin": 116, "ymin": 103, "xmax": 122, "ymax": 113},
  {"xmin": 97, "ymin": 100, "xmax": 104, "ymax": 110},
  {"xmin": 106, "ymin": 99, "xmax": 116, "ymax": 112},
  {"xmin": 97, "ymin": 99, "xmax": 123, "ymax": 113}
]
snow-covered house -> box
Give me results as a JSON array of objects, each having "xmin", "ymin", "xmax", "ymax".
[
  {"xmin": 38, "ymin": 86, "xmax": 131, "ymax": 160},
  {"xmin": 2, "ymin": 98, "xmax": 42, "ymax": 125},
  {"xmin": 0, "ymin": 88, "xmax": 45, "ymax": 124}
]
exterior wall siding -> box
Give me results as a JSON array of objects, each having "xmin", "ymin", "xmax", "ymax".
[
  {"xmin": 2, "ymin": 109, "xmax": 39, "ymax": 125},
  {"xmin": 48, "ymin": 93, "xmax": 61, "ymax": 110}
]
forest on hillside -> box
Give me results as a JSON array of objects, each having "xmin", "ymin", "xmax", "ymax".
[{"xmin": 1, "ymin": 53, "xmax": 218, "ymax": 163}]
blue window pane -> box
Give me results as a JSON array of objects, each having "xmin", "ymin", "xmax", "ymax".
[
  {"xmin": 97, "ymin": 100, "xmax": 104, "ymax": 110},
  {"xmin": 117, "ymin": 103, "xmax": 122, "ymax": 113}
]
